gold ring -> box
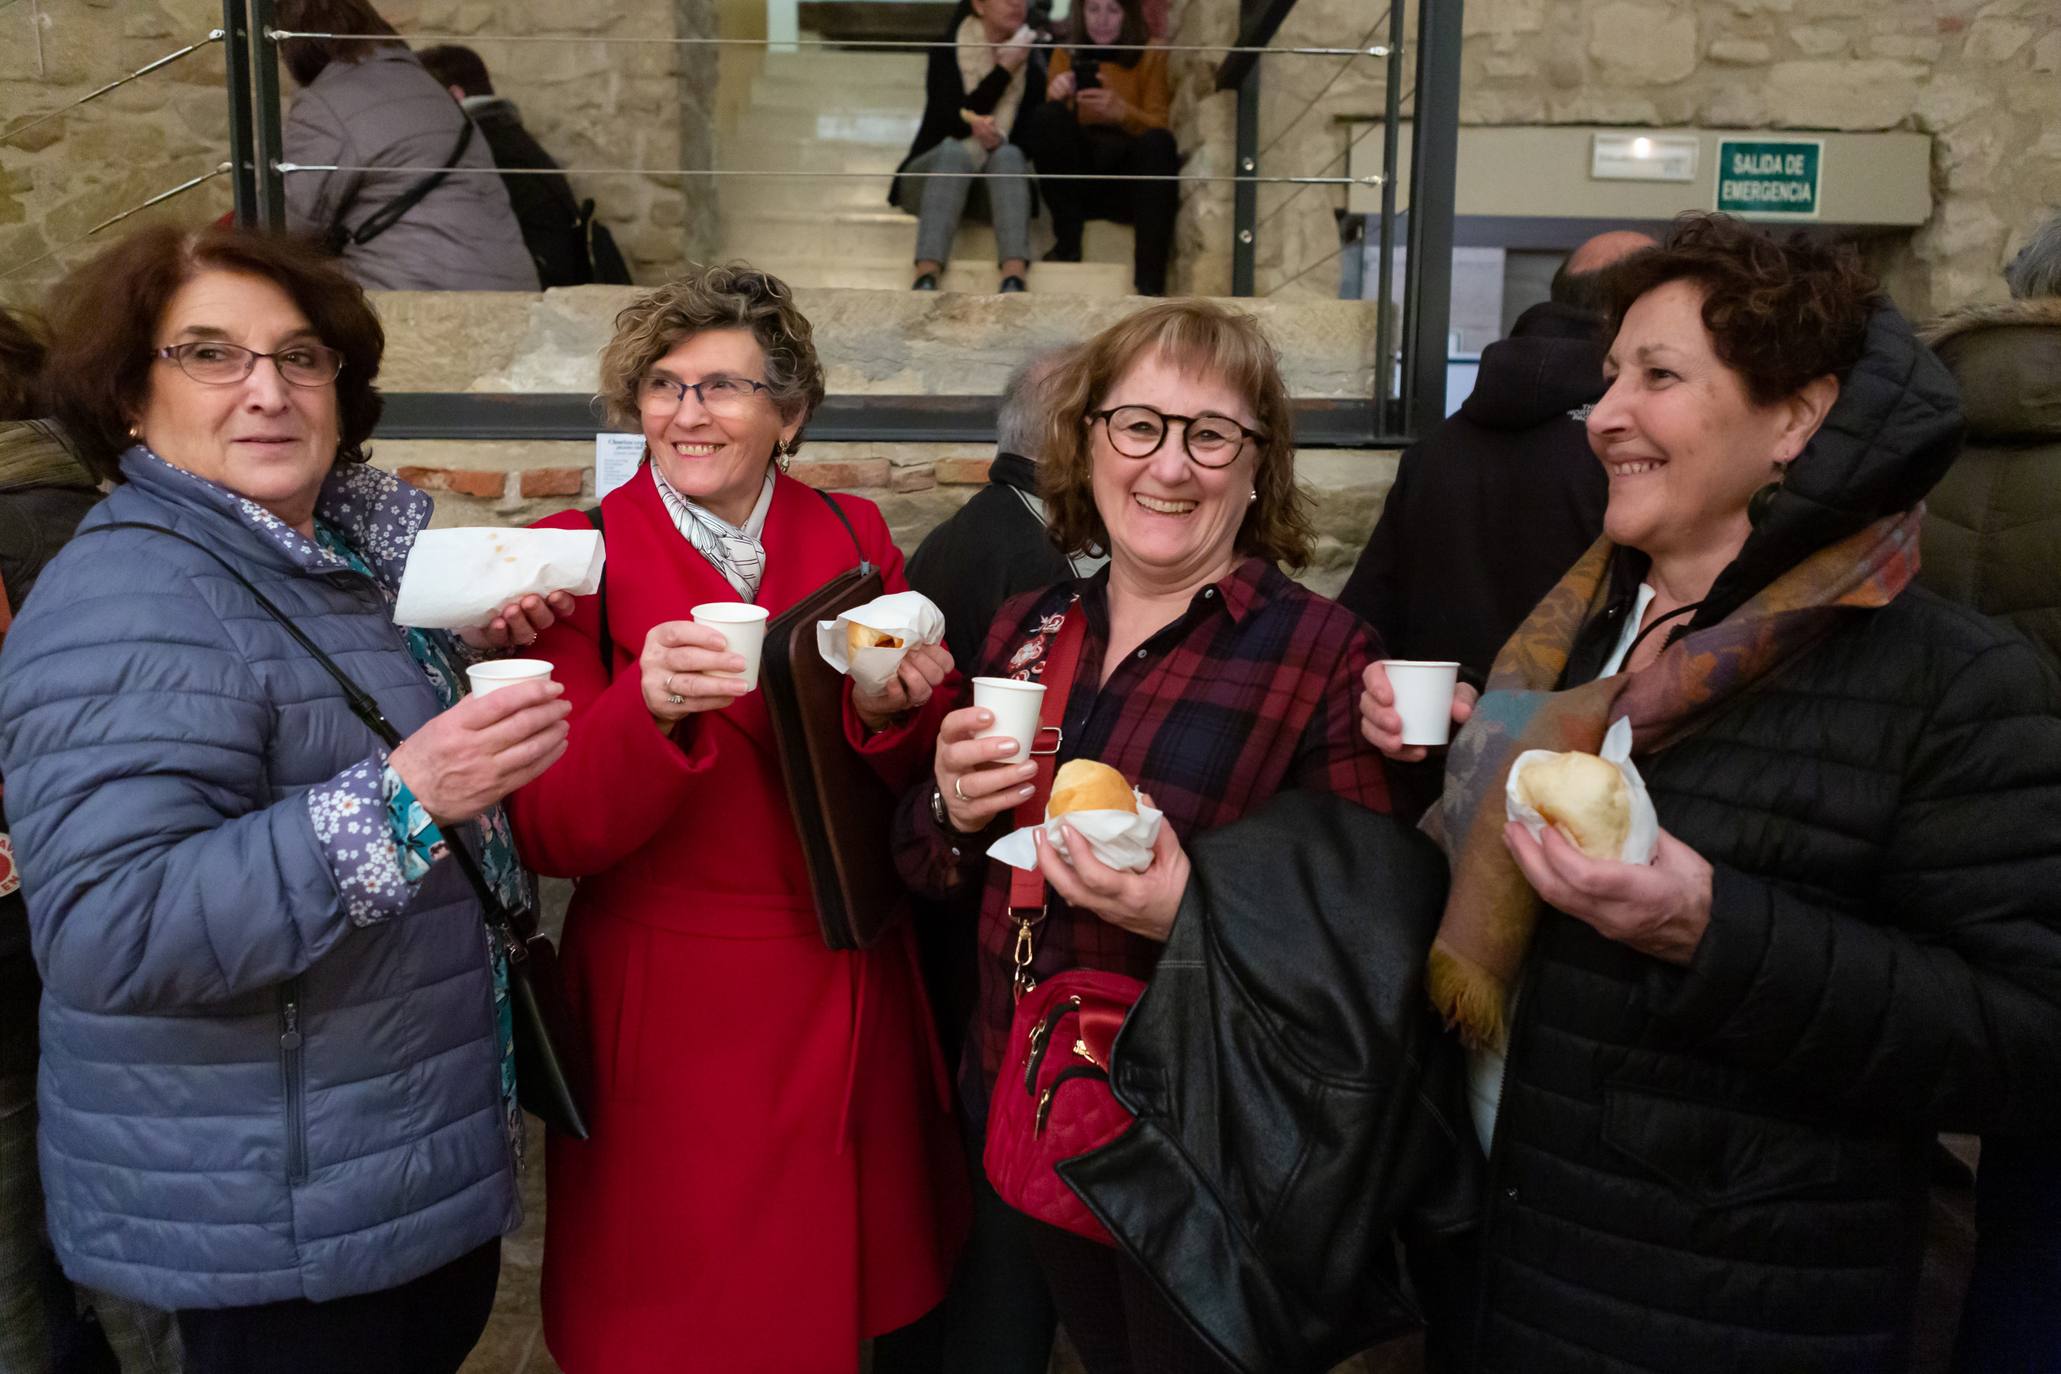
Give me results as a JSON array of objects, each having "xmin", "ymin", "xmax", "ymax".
[{"xmin": 953, "ymin": 776, "xmax": 969, "ymax": 803}]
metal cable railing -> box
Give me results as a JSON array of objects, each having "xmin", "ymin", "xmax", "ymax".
[
  {"xmin": 2, "ymin": 30, "xmax": 226, "ymax": 147},
  {"xmin": 267, "ymin": 29, "xmax": 1394, "ymax": 59},
  {"xmin": 277, "ymin": 163, "xmax": 1382, "ymax": 189},
  {"xmin": 0, "ymin": 164, "xmax": 231, "ymax": 281}
]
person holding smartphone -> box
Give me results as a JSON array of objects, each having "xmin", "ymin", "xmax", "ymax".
[{"xmin": 1019, "ymin": 0, "xmax": 1177, "ymax": 295}]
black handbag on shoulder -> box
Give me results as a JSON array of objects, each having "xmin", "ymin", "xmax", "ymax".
[{"xmin": 81, "ymin": 522, "xmax": 593, "ymax": 1139}]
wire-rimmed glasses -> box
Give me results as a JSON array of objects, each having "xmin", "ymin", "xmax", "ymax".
[
  {"xmin": 638, "ymin": 372, "xmax": 773, "ymax": 416},
  {"xmin": 1090, "ymin": 405, "xmax": 1264, "ymax": 468},
  {"xmin": 154, "ymin": 341, "xmax": 344, "ymax": 388}
]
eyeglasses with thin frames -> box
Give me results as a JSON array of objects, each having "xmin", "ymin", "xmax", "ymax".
[
  {"xmin": 153, "ymin": 341, "xmax": 344, "ymax": 388},
  {"xmin": 1090, "ymin": 405, "xmax": 1264, "ymax": 468},
  {"xmin": 639, "ymin": 373, "xmax": 773, "ymax": 417}
]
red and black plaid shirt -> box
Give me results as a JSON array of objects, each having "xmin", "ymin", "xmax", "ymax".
[{"xmin": 893, "ymin": 556, "xmax": 1393, "ymax": 1107}]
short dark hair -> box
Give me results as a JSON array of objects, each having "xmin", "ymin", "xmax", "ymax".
[
  {"xmin": 276, "ymin": 0, "xmax": 403, "ymax": 88},
  {"xmin": 417, "ymin": 44, "xmax": 493, "ymax": 97},
  {"xmin": 1603, "ymin": 212, "xmax": 1877, "ymax": 406},
  {"xmin": 41, "ymin": 224, "xmax": 386, "ymax": 483},
  {"xmin": 0, "ymin": 308, "xmax": 48, "ymax": 421}
]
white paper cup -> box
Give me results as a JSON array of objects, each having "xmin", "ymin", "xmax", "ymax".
[
  {"xmin": 972, "ymin": 677, "xmax": 1047, "ymax": 760},
  {"xmin": 466, "ymin": 658, "xmax": 554, "ymax": 697},
  {"xmin": 1381, "ymin": 659, "xmax": 1461, "ymax": 747},
  {"xmin": 692, "ymin": 602, "xmax": 771, "ymax": 691}
]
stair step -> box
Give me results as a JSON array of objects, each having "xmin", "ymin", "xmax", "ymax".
[
  {"xmin": 734, "ymin": 105, "xmax": 922, "ymax": 144},
  {"xmin": 716, "ymin": 209, "xmax": 1136, "ymax": 266},
  {"xmin": 747, "ymin": 69, "xmax": 925, "ymax": 109},
  {"xmin": 758, "ymin": 49, "xmax": 929, "ymax": 84},
  {"xmin": 748, "ymin": 256, "xmax": 1137, "ymax": 295},
  {"xmin": 716, "ymin": 135, "xmax": 910, "ymax": 174}
]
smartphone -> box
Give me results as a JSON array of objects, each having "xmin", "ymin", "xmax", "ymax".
[{"xmin": 1075, "ymin": 56, "xmax": 1101, "ymax": 90}]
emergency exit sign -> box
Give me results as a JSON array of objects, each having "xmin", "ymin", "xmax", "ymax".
[{"xmin": 1716, "ymin": 139, "xmax": 1823, "ymax": 218}]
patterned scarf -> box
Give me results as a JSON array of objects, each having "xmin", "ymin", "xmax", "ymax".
[
  {"xmin": 651, "ymin": 462, "xmax": 774, "ymax": 602},
  {"xmin": 1428, "ymin": 507, "xmax": 1925, "ymax": 1049}
]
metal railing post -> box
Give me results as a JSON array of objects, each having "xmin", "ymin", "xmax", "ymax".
[
  {"xmin": 1232, "ymin": 63, "xmax": 1259, "ymax": 297},
  {"xmin": 1400, "ymin": 0, "xmax": 1460, "ymax": 436},
  {"xmin": 1371, "ymin": 0, "xmax": 1404, "ymax": 435},
  {"xmin": 247, "ymin": 0, "xmax": 288, "ymax": 231},
  {"xmin": 223, "ymin": 0, "xmax": 259, "ymax": 225}
]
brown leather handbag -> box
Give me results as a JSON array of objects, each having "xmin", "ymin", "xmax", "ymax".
[{"xmin": 759, "ymin": 492, "xmax": 908, "ymax": 951}]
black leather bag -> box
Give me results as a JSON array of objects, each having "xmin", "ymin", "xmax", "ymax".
[{"xmin": 83, "ymin": 522, "xmax": 594, "ymax": 1140}]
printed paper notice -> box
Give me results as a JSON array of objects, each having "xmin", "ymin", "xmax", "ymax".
[{"xmin": 595, "ymin": 432, "xmax": 644, "ymax": 500}]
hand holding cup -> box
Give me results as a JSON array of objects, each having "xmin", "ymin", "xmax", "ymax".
[
  {"xmin": 388, "ymin": 678, "xmax": 570, "ymax": 824},
  {"xmin": 1359, "ymin": 660, "xmax": 1477, "ymax": 763},
  {"xmin": 641, "ymin": 620, "xmax": 751, "ymax": 732},
  {"xmin": 933, "ymin": 705, "xmax": 1037, "ymax": 834}
]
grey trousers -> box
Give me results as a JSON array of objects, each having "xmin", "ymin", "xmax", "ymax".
[
  {"xmin": 898, "ymin": 138, "xmax": 1033, "ymax": 267},
  {"xmin": 0, "ymin": 1072, "xmax": 183, "ymax": 1374}
]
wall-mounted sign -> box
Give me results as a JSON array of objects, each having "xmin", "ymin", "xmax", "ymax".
[
  {"xmin": 1716, "ymin": 138, "xmax": 1823, "ymax": 218},
  {"xmin": 1591, "ymin": 132, "xmax": 1699, "ymax": 182}
]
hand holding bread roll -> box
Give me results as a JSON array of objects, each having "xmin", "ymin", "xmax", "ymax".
[
  {"xmin": 986, "ymin": 758, "xmax": 1162, "ymax": 875},
  {"xmin": 846, "ymin": 621, "xmax": 906, "ymax": 655}
]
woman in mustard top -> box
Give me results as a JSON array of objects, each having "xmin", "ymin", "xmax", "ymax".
[{"xmin": 1019, "ymin": 0, "xmax": 1178, "ymax": 294}]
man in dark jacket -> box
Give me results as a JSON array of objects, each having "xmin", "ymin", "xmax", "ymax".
[
  {"xmin": 417, "ymin": 44, "xmax": 622, "ymax": 289},
  {"xmin": 1921, "ymin": 215, "xmax": 2061, "ymax": 1373},
  {"xmin": 1336, "ymin": 230, "xmax": 1655, "ymax": 681},
  {"xmin": 907, "ymin": 349, "xmax": 1100, "ymax": 669}
]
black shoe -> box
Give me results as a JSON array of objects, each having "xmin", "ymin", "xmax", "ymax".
[
  {"xmin": 999, "ymin": 275, "xmax": 1027, "ymax": 293},
  {"xmin": 911, "ymin": 272, "xmax": 939, "ymax": 291},
  {"xmin": 1043, "ymin": 243, "xmax": 1082, "ymax": 263}
]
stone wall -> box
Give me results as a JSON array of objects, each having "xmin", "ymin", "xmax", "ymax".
[
  {"xmin": 1225, "ymin": 0, "xmax": 2061, "ymax": 313},
  {"xmin": 0, "ymin": 0, "xmax": 713, "ymax": 310},
  {"xmin": 366, "ymin": 286, "xmax": 1398, "ymax": 595}
]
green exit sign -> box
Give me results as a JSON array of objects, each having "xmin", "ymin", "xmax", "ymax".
[{"xmin": 1716, "ymin": 139, "xmax": 1823, "ymax": 219}]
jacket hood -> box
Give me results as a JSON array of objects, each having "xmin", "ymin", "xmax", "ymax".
[
  {"xmin": 1698, "ymin": 302, "xmax": 1963, "ymax": 626},
  {"xmin": 1457, "ymin": 302, "xmax": 1608, "ymax": 431},
  {"xmin": 1918, "ymin": 296, "xmax": 2061, "ymax": 443},
  {"xmin": 0, "ymin": 420, "xmax": 95, "ymax": 494}
]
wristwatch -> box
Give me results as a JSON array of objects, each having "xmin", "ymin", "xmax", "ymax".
[{"xmin": 931, "ymin": 783, "xmax": 951, "ymax": 830}]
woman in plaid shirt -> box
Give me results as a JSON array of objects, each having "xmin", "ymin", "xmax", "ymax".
[{"xmin": 895, "ymin": 299, "xmax": 1394, "ymax": 1373}]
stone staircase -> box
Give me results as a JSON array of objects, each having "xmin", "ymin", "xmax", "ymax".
[{"xmin": 714, "ymin": 46, "xmax": 1137, "ymax": 296}]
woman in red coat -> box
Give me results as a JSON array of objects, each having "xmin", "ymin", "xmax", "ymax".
[{"xmin": 508, "ymin": 264, "xmax": 967, "ymax": 1374}]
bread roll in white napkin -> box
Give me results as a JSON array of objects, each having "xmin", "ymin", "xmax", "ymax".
[
  {"xmin": 1504, "ymin": 717, "xmax": 1659, "ymax": 864},
  {"xmin": 987, "ymin": 792, "xmax": 1166, "ymax": 876},
  {"xmin": 393, "ymin": 527, "xmax": 605, "ymax": 630},
  {"xmin": 816, "ymin": 590, "xmax": 947, "ymax": 694}
]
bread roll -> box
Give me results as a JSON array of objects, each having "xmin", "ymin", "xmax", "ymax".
[
  {"xmin": 1513, "ymin": 750, "xmax": 1630, "ymax": 860},
  {"xmin": 846, "ymin": 620, "xmax": 905, "ymax": 655},
  {"xmin": 1047, "ymin": 759, "xmax": 1136, "ymax": 818}
]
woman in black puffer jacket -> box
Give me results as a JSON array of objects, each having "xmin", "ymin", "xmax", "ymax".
[{"xmin": 1360, "ymin": 213, "xmax": 2061, "ymax": 1372}]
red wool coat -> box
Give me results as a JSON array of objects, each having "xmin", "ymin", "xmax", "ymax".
[{"xmin": 509, "ymin": 470, "xmax": 968, "ymax": 1374}]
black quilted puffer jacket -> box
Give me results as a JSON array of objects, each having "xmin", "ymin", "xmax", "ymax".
[{"xmin": 1464, "ymin": 306, "xmax": 2061, "ymax": 1372}]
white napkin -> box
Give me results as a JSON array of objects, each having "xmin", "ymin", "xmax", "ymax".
[
  {"xmin": 987, "ymin": 792, "xmax": 1166, "ymax": 876},
  {"xmin": 816, "ymin": 591, "xmax": 947, "ymax": 694},
  {"xmin": 393, "ymin": 527, "xmax": 605, "ymax": 630},
  {"xmin": 1504, "ymin": 717, "xmax": 1660, "ymax": 864}
]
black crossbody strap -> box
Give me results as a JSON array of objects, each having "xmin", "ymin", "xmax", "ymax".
[
  {"xmin": 78, "ymin": 521, "xmax": 521, "ymax": 939},
  {"xmin": 811, "ymin": 487, "xmax": 873, "ymax": 573},
  {"xmin": 342, "ymin": 119, "xmax": 475, "ymax": 250}
]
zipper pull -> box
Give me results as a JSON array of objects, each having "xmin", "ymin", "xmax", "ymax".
[
  {"xmin": 1012, "ymin": 917, "xmax": 1038, "ymax": 1003},
  {"xmin": 280, "ymin": 1000, "xmax": 302, "ymax": 1052}
]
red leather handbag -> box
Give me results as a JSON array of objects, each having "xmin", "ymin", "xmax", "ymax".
[
  {"xmin": 986, "ymin": 967, "xmax": 1144, "ymax": 1244},
  {"xmin": 980, "ymin": 605, "xmax": 1143, "ymax": 1246}
]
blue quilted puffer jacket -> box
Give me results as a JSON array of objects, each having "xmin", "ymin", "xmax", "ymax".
[{"xmin": 0, "ymin": 452, "xmax": 518, "ymax": 1309}]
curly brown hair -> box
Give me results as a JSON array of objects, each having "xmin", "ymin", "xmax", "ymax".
[
  {"xmin": 1604, "ymin": 213, "xmax": 1878, "ymax": 405},
  {"xmin": 1038, "ymin": 300, "xmax": 1312, "ymax": 569},
  {"xmin": 41, "ymin": 223, "xmax": 386, "ymax": 484},
  {"xmin": 597, "ymin": 263, "xmax": 826, "ymax": 451}
]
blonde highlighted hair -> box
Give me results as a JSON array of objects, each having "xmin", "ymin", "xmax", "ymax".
[
  {"xmin": 596, "ymin": 262, "xmax": 826, "ymax": 450},
  {"xmin": 1037, "ymin": 299, "xmax": 1313, "ymax": 568}
]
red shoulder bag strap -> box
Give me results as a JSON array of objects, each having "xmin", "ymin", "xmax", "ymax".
[{"xmin": 1007, "ymin": 603, "xmax": 1088, "ymax": 1003}]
